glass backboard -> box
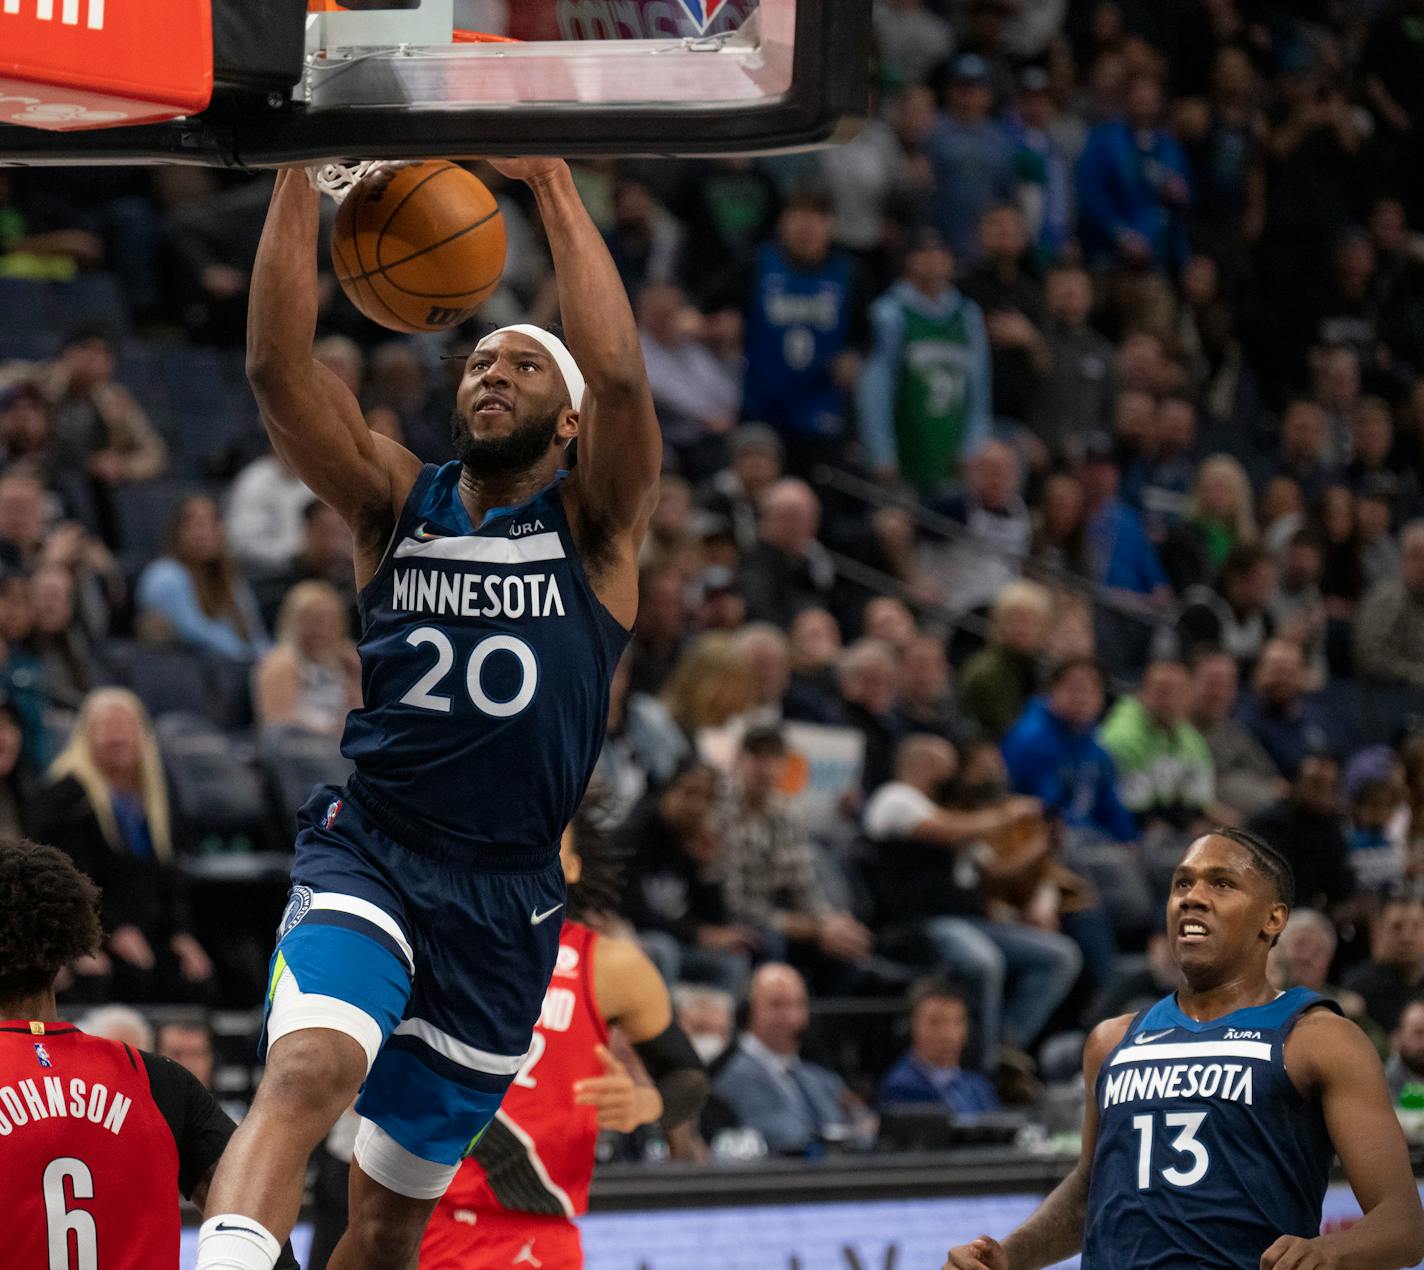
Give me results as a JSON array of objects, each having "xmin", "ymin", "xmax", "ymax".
[{"xmin": 0, "ymin": 0, "xmax": 867, "ymax": 166}]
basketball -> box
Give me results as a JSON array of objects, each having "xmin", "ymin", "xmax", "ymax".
[{"xmin": 331, "ymin": 160, "xmax": 505, "ymax": 334}]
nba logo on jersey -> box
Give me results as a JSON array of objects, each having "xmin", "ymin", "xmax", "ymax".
[
  {"xmin": 673, "ymin": 0, "xmax": 728, "ymax": 31},
  {"xmin": 33, "ymin": 1043, "xmax": 51, "ymax": 1068},
  {"xmin": 323, "ymin": 798, "xmax": 344, "ymax": 829}
]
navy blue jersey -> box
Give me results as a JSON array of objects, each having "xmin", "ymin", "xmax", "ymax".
[
  {"xmin": 340, "ymin": 462, "xmax": 629, "ymax": 860},
  {"xmin": 1083, "ymin": 987, "xmax": 1340, "ymax": 1269}
]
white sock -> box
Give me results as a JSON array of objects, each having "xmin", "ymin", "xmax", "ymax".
[{"xmin": 195, "ymin": 1215, "xmax": 282, "ymax": 1270}]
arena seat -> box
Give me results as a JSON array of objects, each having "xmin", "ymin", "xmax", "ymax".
[
  {"xmin": 110, "ymin": 478, "xmax": 204, "ymax": 571},
  {"xmin": 259, "ymin": 725, "xmax": 353, "ymax": 828},
  {"xmin": 115, "ymin": 642, "xmax": 209, "ymax": 721},
  {"xmin": 156, "ymin": 712, "xmax": 271, "ymax": 843}
]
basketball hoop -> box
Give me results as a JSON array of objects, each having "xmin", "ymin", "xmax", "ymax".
[
  {"xmin": 307, "ymin": 159, "xmax": 379, "ymax": 203},
  {"xmin": 306, "ymin": 30, "xmax": 518, "ymax": 203}
]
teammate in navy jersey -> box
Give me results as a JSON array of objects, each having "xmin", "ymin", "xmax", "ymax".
[
  {"xmin": 197, "ymin": 157, "xmax": 661, "ymax": 1270},
  {"xmin": 945, "ymin": 828, "xmax": 1424, "ymax": 1270}
]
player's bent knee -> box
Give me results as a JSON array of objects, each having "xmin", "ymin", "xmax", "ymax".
[{"xmin": 259, "ymin": 1030, "xmax": 368, "ymax": 1121}]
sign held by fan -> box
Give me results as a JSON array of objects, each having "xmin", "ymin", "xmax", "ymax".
[{"xmin": 0, "ymin": 0, "xmax": 212, "ymax": 129}]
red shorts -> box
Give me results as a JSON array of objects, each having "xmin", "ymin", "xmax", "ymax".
[{"xmin": 419, "ymin": 1202, "xmax": 583, "ymax": 1270}]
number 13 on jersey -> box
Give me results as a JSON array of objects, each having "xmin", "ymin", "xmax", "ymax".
[{"xmin": 1131, "ymin": 1111, "xmax": 1210, "ymax": 1189}]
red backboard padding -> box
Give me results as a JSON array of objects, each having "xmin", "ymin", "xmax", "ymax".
[{"xmin": 0, "ymin": 0, "xmax": 212, "ymax": 130}]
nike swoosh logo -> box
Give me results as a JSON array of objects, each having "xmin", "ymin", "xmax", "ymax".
[
  {"xmin": 413, "ymin": 522, "xmax": 444, "ymax": 540},
  {"xmin": 530, "ymin": 904, "xmax": 564, "ymax": 925},
  {"xmin": 214, "ymin": 1222, "xmax": 265, "ymax": 1235},
  {"xmin": 1135, "ymin": 1029, "xmax": 1174, "ymax": 1045}
]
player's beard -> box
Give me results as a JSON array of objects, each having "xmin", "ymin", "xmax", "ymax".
[{"xmin": 452, "ymin": 404, "xmax": 560, "ymax": 477}]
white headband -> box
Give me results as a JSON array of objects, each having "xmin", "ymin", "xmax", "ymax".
[{"xmin": 487, "ymin": 324, "xmax": 586, "ymax": 412}]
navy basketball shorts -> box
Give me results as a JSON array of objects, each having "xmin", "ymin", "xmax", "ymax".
[{"xmin": 260, "ymin": 783, "xmax": 565, "ymax": 1198}]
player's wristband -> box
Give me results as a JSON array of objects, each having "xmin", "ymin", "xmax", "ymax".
[{"xmin": 632, "ymin": 1022, "xmax": 710, "ymax": 1129}]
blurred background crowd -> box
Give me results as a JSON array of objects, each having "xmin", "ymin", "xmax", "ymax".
[{"xmin": 6, "ymin": 0, "xmax": 1424, "ymax": 1174}]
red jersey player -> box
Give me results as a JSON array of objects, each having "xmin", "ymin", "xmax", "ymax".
[
  {"xmin": 419, "ymin": 811, "xmax": 708, "ymax": 1269},
  {"xmin": 0, "ymin": 837, "xmax": 297, "ymax": 1269}
]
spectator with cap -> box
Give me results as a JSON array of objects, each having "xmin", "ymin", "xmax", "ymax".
[
  {"xmin": 711, "ymin": 963, "xmax": 871, "ymax": 1155},
  {"xmin": 637, "ymin": 280, "xmax": 741, "ymax": 482},
  {"xmin": 1078, "ymin": 432, "xmax": 1171, "ymax": 605},
  {"xmin": 857, "ymin": 228, "xmax": 991, "ymax": 492},
  {"xmin": 878, "ymin": 980, "xmax": 1000, "ymax": 1111},
  {"xmin": 737, "ymin": 479, "xmax": 842, "ymax": 630},
  {"xmin": 924, "ymin": 54, "xmax": 1019, "ymax": 262},
  {"xmin": 1029, "ymin": 264, "xmax": 1117, "ymax": 459},
  {"xmin": 1234, "ymin": 638, "xmax": 1333, "ymax": 781},
  {"xmin": 1075, "ymin": 72, "xmax": 1192, "ymax": 276},
  {"xmin": 741, "ymin": 190, "xmax": 865, "ymax": 476},
  {"xmin": 1355, "ymin": 520, "xmax": 1424, "ymax": 688},
  {"xmin": 1248, "ymin": 754, "xmax": 1356, "ymax": 917},
  {"xmin": 716, "ymin": 725, "xmax": 877, "ymax": 987},
  {"xmin": 1004, "ymin": 66, "xmax": 1074, "ymax": 260},
  {"xmin": 956, "ymin": 579, "xmax": 1051, "ymax": 741},
  {"xmin": 1188, "ymin": 649, "xmax": 1286, "ymax": 823}
]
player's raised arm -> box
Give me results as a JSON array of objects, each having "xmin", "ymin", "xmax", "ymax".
[
  {"xmin": 944, "ymin": 1015, "xmax": 1129, "ymax": 1270},
  {"xmin": 490, "ymin": 159, "xmax": 662, "ymax": 538},
  {"xmin": 1261, "ymin": 1012, "xmax": 1424, "ymax": 1270},
  {"xmin": 245, "ymin": 170, "xmax": 422, "ymax": 570}
]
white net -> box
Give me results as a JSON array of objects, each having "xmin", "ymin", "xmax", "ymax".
[{"xmin": 306, "ymin": 160, "xmax": 379, "ymax": 204}]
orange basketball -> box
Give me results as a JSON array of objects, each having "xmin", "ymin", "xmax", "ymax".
[{"xmin": 331, "ymin": 161, "xmax": 506, "ymax": 334}]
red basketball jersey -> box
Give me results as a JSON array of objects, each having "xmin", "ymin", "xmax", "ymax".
[
  {"xmin": 1, "ymin": 1019, "xmax": 180, "ymax": 1270},
  {"xmin": 442, "ymin": 921, "xmax": 608, "ymax": 1217}
]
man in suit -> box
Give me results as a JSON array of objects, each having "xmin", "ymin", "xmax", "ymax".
[
  {"xmin": 711, "ymin": 963, "xmax": 869, "ymax": 1154},
  {"xmin": 879, "ymin": 980, "xmax": 999, "ymax": 1113}
]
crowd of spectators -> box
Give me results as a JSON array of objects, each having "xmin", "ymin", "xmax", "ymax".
[{"xmin": 8, "ymin": 0, "xmax": 1424, "ymax": 1162}]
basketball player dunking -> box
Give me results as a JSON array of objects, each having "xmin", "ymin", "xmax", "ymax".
[
  {"xmin": 945, "ymin": 828, "xmax": 1424, "ymax": 1270},
  {"xmin": 195, "ymin": 159, "xmax": 661, "ymax": 1270},
  {"xmin": 418, "ymin": 808, "xmax": 708, "ymax": 1270}
]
